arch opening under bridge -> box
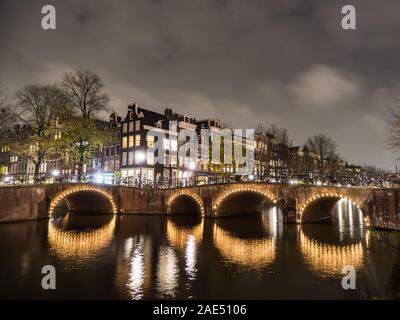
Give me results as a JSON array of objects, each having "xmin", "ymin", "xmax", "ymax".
[
  {"xmin": 166, "ymin": 191, "xmax": 205, "ymax": 216},
  {"xmin": 299, "ymin": 193, "xmax": 368, "ymax": 225},
  {"xmin": 213, "ymin": 187, "xmax": 278, "ymax": 217},
  {"xmin": 49, "ymin": 185, "xmax": 118, "ymax": 217}
]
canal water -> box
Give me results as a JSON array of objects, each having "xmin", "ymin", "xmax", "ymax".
[{"xmin": 0, "ymin": 199, "xmax": 398, "ymax": 299}]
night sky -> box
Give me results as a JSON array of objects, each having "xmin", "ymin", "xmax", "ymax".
[{"xmin": 1, "ymin": 0, "xmax": 399, "ymax": 169}]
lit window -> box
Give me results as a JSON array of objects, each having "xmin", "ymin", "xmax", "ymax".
[
  {"xmin": 122, "ymin": 152, "xmax": 127, "ymax": 166},
  {"xmin": 123, "ymin": 123, "xmax": 128, "ymax": 133},
  {"xmin": 128, "ymin": 151, "xmax": 134, "ymax": 165},
  {"xmin": 164, "ymin": 138, "xmax": 170, "ymax": 150},
  {"xmin": 129, "ymin": 135, "xmax": 134, "ymax": 148},
  {"xmin": 147, "ymin": 152, "xmax": 154, "ymax": 165},
  {"xmin": 171, "ymin": 139, "xmax": 177, "ymax": 152},
  {"xmin": 147, "ymin": 135, "xmax": 154, "ymax": 148},
  {"xmin": 135, "ymin": 134, "xmax": 141, "ymax": 146},
  {"xmin": 135, "ymin": 120, "xmax": 141, "ymax": 131},
  {"xmin": 122, "ymin": 137, "xmax": 128, "ymax": 149}
]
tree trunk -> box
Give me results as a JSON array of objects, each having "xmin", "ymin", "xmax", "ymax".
[
  {"xmin": 77, "ymin": 146, "xmax": 85, "ymax": 182},
  {"xmin": 34, "ymin": 161, "xmax": 41, "ymax": 182}
]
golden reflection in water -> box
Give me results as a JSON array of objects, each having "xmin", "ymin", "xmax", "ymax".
[
  {"xmin": 47, "ymin": 215, "xmax": 116, "ymax": 259},
  {"xmin": 127, "ymin": 237, "xmax": 145, "ymax": 300},
  {"xmin": 213, "ymin": 224, "xmax": 276, "ymax": 268},
  {"xmin": 166, "ymin": 219, "xmax": 203, "ymax": 282},
  {"xmin": 166, "ymin": 219, "xmax": 203, "ymax": 249},
  {"xmin": 299, "ymin": 230, "xmax": 364, "ymax": 277},
  {"xmin": 156, "ymin": 246, "xmax": 179, "ymax": 297}
]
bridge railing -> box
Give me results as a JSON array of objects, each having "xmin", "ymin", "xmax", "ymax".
[{"xmin": 0, "ymin": 173, "xmax": 398, "ymax": 189}]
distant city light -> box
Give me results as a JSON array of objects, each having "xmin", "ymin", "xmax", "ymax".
[
  {"xmin": 248, "ymin": 174, "xmax": 254, "ymax": 181},
  {"xmin": 135, "ymin": 151, "xmax": 146, "ymax": 163},
  {"xmin": 188, "ymin": 162, "xmax": 196, "ymax": 171},
  {"xmin": 94, "ymin": 173, "xmax": 104, "ymax": 184},
  {"xmin": 52, "ymin": 170, "xmax": 60, "ymax": 177}
]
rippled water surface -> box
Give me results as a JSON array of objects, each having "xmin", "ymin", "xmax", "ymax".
[{"xmin": 0, "ymin": 199, "xmax": 398, "ymax": 299}]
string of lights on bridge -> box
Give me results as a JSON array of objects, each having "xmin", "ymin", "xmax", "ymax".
[
  {"xmin": 166, "ymin": 190, "xmax": 206, "ymax": 216},
  {"xmin": 49, "ymin": 185, "xmax": 118, "ymax": 216},
  {"xmin": 213, "ymin": 186, "xmax": 278, "ymax": 212}
]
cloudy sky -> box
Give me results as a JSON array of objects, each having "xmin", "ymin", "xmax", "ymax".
[{"xmin": 1, "ymin": 0, "xmax": 399, "ymax": 169}]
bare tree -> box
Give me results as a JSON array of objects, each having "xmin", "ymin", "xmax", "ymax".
[
  {"xmin": 0, "ymin": 84, "xmax": 13, "ymax": 145},
  {"xmin": 61, "ymin": 69, "xmax": 110, "ymax": 119},
  {"xmin": 13, "ymin": 84, "xmax": 66, "ymax": 178},
  {"xmin": 0, "ymin": 85, "xmax": 15, "ymax": 174},
  {"xmin": 0, "ymin": 83, "xmax": 7, "ymax": 109},
  {"xmin": 387, "ymin": 100, "xmax": 400, "ymax": 155},
  {"xmin": 305, "ymin": 134, "xmax": 338, "ymax": 176},
  {"xmin": 266, "ymin": 123, "xmax": 293, "ymax": 146}
]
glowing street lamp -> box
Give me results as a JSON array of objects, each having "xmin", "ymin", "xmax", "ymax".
[
  {"xmin": 188, "ymin": 161, "xmax": 196, "ymax": 171},
  {"xmin": 52, "ymin": 169, "xmax": 60, "ymax": 177},
  {"xmin": 135, "ymin": 151, "xmax": 146, "ymax": 163},
  {"xmin": 94, "ymin": 172, "xmax": 104, "ymax": 184},
  {"xmin": 135, "ymin": 151, "xmax": 146, "ymax": 187}
]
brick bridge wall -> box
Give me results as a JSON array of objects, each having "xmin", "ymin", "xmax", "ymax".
[{"xmin": 0, "ymin": 183, "xmax": 400, "ymax": 230}]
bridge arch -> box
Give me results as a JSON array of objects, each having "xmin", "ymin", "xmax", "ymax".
[
  {"xmin": 166, "ymin": 190, "xmax": 205, "ymax": 215},
  {"xmin": 213, "ymin": 186, "xmax": 278, "ymax": 217},
  {"xmin": 299, "ymin": 192, "xmax": 368, "ymax": 224},
  {"xmin": 49, "ymin": 185, "xmax": 118, "ymax": 216}
]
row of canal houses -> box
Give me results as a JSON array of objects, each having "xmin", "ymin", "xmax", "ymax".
[{"xmin": 0, "ymin": 102, "xmax": 363, "ymax": 185}]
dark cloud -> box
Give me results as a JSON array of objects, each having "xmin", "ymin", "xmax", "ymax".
[{"xmin": 0, "ymin": 0, "xmax": 398, "ymax": 169}]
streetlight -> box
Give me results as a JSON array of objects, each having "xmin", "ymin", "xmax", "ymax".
[
  {"xmin": 94, "ymin": 172, "xmax": 105, "ymax": 184},
  {"xmin": 188, "ymin": 161, "xmax": 196, "ymax": 171},
  {"xmin": 135, "ymin": 151, "xmax": 146, "ymax": 187},
  {"xmin": 188, "ymin": 161, "xmax": 196, "ymax": 186}
]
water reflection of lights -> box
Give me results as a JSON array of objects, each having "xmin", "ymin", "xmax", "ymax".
[
  {"xmin": 336, "ymin": 199, "xmax": 366, "ymax": 240},
  {"xmin": 261, "ymin": 206, "xmax": 281, "ymax": 237},
  {"xmin": 213, "ymin": 225, "xmax": 276, "ymax": 268},
  {"xmin": 348, "ymin": 199, "xmax": 354, "ymax": 238},
  {"xmin": 156, "ymin": 246, "xmax": 179, "ymax": 297},
  {"xmin": 47, "ymin": 216, "xmax": 116, "ymax": 259},
  {"xmin": 166, "ymin": 219, "xmax": 202, "ymax": 281},
  {"xmin": 185, "ymin": 235, "xmax": 197, "ymax": 281},
  {"xmin": 337, "ymin": 200, "xmax": 344, "ymax": 241},
  {"xmin": 166, "ymin": 220, "xmax": 203, "ymax": 249},
  {"xmin": 299, "ymin": 230, "xmax": 364, "ymax": 277},
  {"xmin": 127, "ymin": 237, "xmax": 145, "ymax": 300}
]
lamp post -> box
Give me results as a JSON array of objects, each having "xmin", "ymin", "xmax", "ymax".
[
  {"xmin": 135, "ymin": 150, "xmax": 146, "ymax": 187},
  {"xmin": 188, "ymin": 161, "xmax": 196, "ymax": 186},
  {"xmin": 52, "ymin": 169, "xmax": 60, "ymax": 183}
]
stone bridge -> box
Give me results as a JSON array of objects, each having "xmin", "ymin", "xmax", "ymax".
[{"xmin": 1, "ymin": 182, "xmax": 400, "ymax": 230}]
